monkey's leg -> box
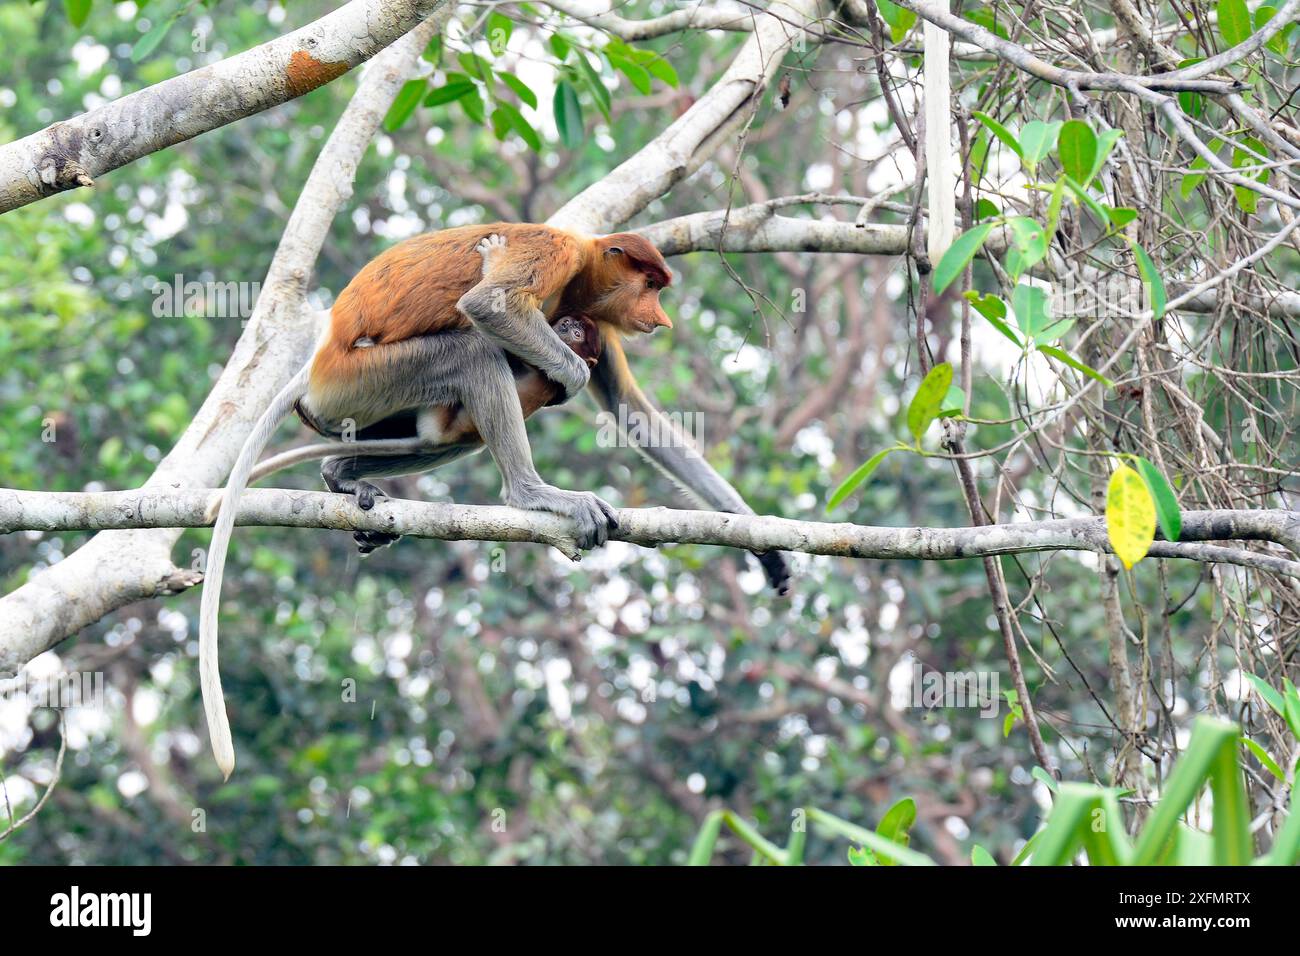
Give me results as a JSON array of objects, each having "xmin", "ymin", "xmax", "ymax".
[
  {"xmin": 323, "ymin": 445, "xmax": 482, "ymax": 554},
  {"xmin": 458, "ymin": 348, "xmax": 617, "ymax": 550}
]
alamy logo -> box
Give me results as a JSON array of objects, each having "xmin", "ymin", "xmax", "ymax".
[
  {"xmin": 908, "ymin": 659, "xmax": 1000, "ymax": 718},
  {"xmin": 49, "ymin": 886, "xmax": 151, "ymax": 936},
  {"xmin": 152, "ymin": 274, "xmax": 260, "ymax": 319},
  {"xmin": 595, "ymin": 404, "xmax": 704, "ymax": 448}
]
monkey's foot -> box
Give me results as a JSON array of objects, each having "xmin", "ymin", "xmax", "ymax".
[
  {"xmin": 508, "ymin": 483, "xmax": 619, "ymax": 551},
  {"xmin": 355, "ymin": 529, "xmax": 401, "ymax": 555},
  {"xmin": 352, "ymin": 480, "xmax": 386, "ymax": 511},
  {"xmin": 475, "ymin": 233, "xmax": 507, "ymax": 277}
]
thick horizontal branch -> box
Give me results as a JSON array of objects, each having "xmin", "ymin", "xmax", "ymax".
[
  {"xmin": 0, "ymin": 0, "xmax": 447, "ymax": 214},
  {"xmin": 3, "ymin": 485, "xmax": 1298, "ymax": 614}
]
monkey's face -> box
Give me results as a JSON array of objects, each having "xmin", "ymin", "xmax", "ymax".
[
  {"xmin": 553, "ymin": 314, "xmax": 602, "ymax": 367},
  {"xmin": 595, "ymin": 234, "xmax": 674, "ymax": 335}
]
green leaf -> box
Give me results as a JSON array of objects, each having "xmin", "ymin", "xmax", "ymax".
[
  {"xmin": 876, "ymin": 798, "xmax": 917, "ymax": 848},
  {"xmin": 383, "ymin": 79, "xmax": 427, "ymax": 132},
  {"xmin": 1031, "ymin": 766, "xmax": 1059, "ymax": 792},
  {"xmin": 424, "ymin": 76, "xmax": 477, "ymax": 107},
  {"xmin": 971, "ymin": 845, "xmax": 998, "ymax": 866},
  {"xmin": 938, "ymin": 384, "xmax": 966, "ymax": 417},
  {"xmin": 875, "ymin": 0, "xmax": 918, "ymax": 43},
  {"xmin": 966, "ymin": 291, "xmax": 1023, "ymax": 347},
  {"xmin": 974, "ymin": 198, "xmax": 1000, "ymax": 220},
  {"xmin": 458, "ymin": 51, "xmax": 496, "ymax": 87},
  {"xmin": 1256, "ymin": 6, "xmax": 1293, "ymax": 54},
  {"xmin": 687, "ymin": 811, "xmax": 724, "ymax": 865},
  {"xmin": 1004, "ymin": 216, "xmax": 1048, "ymax": 281},
  {"xmin": 644, "ymin": 56, "xmax": 679, "ymax": 88},
  {"xmin": 1240, "ymin": 737, "xmax": 1285, "ymax": 781},
  {"xmin": 1019, "ymin": 120, "xmax": 1062, "ymax": 169},
  {"xmin": 458, "ymin": 85, "xmax": 487, "ymax": 125},
  {"xmin": 66, "ymin": 0, "xmax": 91, "ymax": 27},
  {"xmin": 1244, "ymin": 673, "xmax": 1288, "ymax": 720},
  {"xmin": 486, "ymin": 11, "xmax": 514, "ymax": 54},
  {"xmin": 1130, "ymin": 240, "xmax": 1166, "ymax": 321},
  {"xmin": 553, "ymin": 80, "xmax": 584, "ymax": 151},
  {"xmin": 605, "ymin": 51, "xmax": 652, "ymax": 94},
  {"xmin": 499, "ymin": 73, "xmax": 538, "ymax": 109},
  {"xmin": 933, "ymin": 223, "xmax": 992, "ymax": 293},
  {"xmin": 1105, "ymin": 206, "xmax": 1138, "ymax": 231},
  {"xmin": 827, "ymin": 447, "xmax": 896, "ymax": 510},
  {"xmin": 1217, "ymin": 0, "xmax": 1252, "ymax": 47},
  {"xmin": 1011, "ymin": 283, "xmax": 1053, "ymax": 339},
  {"xmin": 1086, "ymin": 128, "xmax": 1124, "ymax": 185},
  {"xmin": 575, "ymin": 54, "xmax": 612, "ymax": 121},
  {"xmin": 1177, "ymin": 58, "xmax": 1205, "ymax": 117},
  {"xmin": 807, "ymin": 808, "xmax": 936, "ymax": 866},
  {"xmin": 1231, "ymin": 137, "xmax": 1269, "ymax": 214},
  {"xmin": 972, "ymin": 110, "xmax": 1023, "ymax": 159},
  {"xmin": 1132, "ymin": 455, "xmax": 1181, "ymax": 541},
  {"xmin": 1057, "ymin": 120, "xmax": 1096, "ymax": 183},
  {"xmin": 1038, "ymin": 346, "xmax": 1114, "ymax": 388},
  {"xmin": 491, "ymin": 103, "xmax": 542, "ymax": 152},
  {"xmin": 132, "ymin": 11, "xmax": 179, "ymax": 62},
  {"xmin": 549, "ymin": 32, "xmax": 572, "ymax": 61},
  {"xmin": 907, "ymin": 362, "xmax": 954, "ymax": 443}
]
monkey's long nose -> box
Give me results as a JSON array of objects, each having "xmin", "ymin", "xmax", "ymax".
[{"xmin": 656, "ymin": 312, "xmax": 673, "ymax": 329}]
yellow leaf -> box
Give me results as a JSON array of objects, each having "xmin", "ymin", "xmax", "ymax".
[{"xmin": 1106, "ymin": 464, "xmax": 1156, "ymax": 569}]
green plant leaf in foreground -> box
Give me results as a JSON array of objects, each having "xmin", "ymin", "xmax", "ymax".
[{"xmin": 907, "ymin": 362, "xmax": 954, "ymax": 443}]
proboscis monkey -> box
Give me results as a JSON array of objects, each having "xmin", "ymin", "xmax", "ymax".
[{"xmin": 200, "ymin": 225, "xmax": 791, "ymax": 777}]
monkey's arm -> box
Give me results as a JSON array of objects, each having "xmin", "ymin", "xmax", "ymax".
[
  {"xmin": 456, "ymin": 234, "xmax": 591, "ymax": 400},
  {"xmin": 589, "ymin": 331, "xmax": 792, "ymax": 594}
]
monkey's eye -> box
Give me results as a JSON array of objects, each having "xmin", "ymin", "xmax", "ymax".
[{"xmin": 646, "ymin": 279, "xmax": 660, "ymax": 291}]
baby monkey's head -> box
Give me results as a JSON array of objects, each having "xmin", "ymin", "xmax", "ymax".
[{"xmin": 553, "ymin": 313, "xmax": 602, "ymax": 368}]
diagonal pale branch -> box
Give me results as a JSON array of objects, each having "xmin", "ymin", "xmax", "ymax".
[
  {"xmin": 0, "ymin": 0, "xmax": 449, "ymax": 214},
  {"xmin": 0, "ymin": 13, "xmax": 451, "ymax": 659},
  {"xmin": 544, "ymin": 0, "xmax": 756, "ymax": 39}
]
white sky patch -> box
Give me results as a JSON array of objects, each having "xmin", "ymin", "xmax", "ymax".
[
  {"xmin": 544, "ymin": 658, "xmax": 572, "ymax": 721},
  {"xmin": 131, "ymin": 687, "xmax": 162, "ymax": 726},
  {"xmin": 72, "ymin": 39, "xmax": 111, "ymax": 77}
]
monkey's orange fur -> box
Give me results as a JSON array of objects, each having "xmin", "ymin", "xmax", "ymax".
[{"xmin": 307, "ymin": 223, "xmax": 671, "ymax": 431}]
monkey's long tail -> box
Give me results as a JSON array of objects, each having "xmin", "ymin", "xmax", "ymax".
[{"xmin": 199, "ymin": 365, "xmax": 311, "ymax": 780}]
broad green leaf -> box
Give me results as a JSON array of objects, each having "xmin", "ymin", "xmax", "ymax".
[
  {"xmin": 1105, "ymin": 206, "xmax": 1138, "ymax": 231},
  {"xmin": 549, "ymin": 32, "xmax": 572, "ymax": 61},
  {"xmin": 1038, "ymin": 346, "xmax": 1114, "ymax": 387},
  {"xmin": 66, "ymin": 0, "xmax": 91, "ymax": 27},
  {"xmin": 1031, "ymin": 766, "xmax": 1058, "ymax": 792},
  {"xmin": 876, "ymin": 798, "xmax": 917, "ymax": 845},
  {"xmin": 605, "ymin": 52, "xmax": 652, "ymax": 94},
  {"xmin": 1063, "ymin": 175, "xmax": 1112, "ymax": 227},
  {"xmin": 1232, "ymin": 137, "xmax": 1269, "ymax": 214},
  {"xmin": 1210, "ymin": 732, "xmax": 1252, "ymax": 864},
  {"xmin": 575, "ymin": 53, "xmax": 612, "ymax": 120},
  {"xmin": 1244, "ymin": 672, "xmax": 1287, "ymax": 716},
  {"xmin": 1130, "ymin": 241, "xmax": 1166, "ymax": 321},
  {"xmin": 491, "ymin": 103, "xmax": 542, "ymax": 151},
  {"xmin": 1106, "ymin": 464, "xmax": 1156, "ymax": 569},
  {"xmin": 966, "ymin": 291, "xmax": 1023, "ymax": 347},
  {"xmin": 458, "ymin": 51, "xmax": 496, "ymax": 89},
  {"xmin": 458, "ymin": 86, "xmax": 487, "ymax": 125},
  {"xmin": 499, "ymin": 73, "xmax": 538, "ymax": 109},
  {"xmin": 486, "ymin": 11, "xmax": 514, "ymax": 54},
  {"xmin": 1085, "ymin": 128, "xmax": 1124, "ymax": 185},
  {"xmin": 1132, "ymin": 455, "xmax": 1181, "ymax": 541},
  {"xmin": 553, "ymin": 80, "xmax": 584, "ymax": 150},
  {"xmin": 1217, "ymin": 0, "xmax": 1252, "ymax": 46},
  {"xmin": 1004, "ymin": 216, "xmax": 1048, "ymax": 281},
  {"xmin": 1019, "ymin": 120, "xmax": 1062, "ymax": 169},
  {"xmin": 938, "ymin": 384, "xmax": 966, "ymax": 417},
  {"xmin": 974, "ymin": 198, "xmax": 1000, "ymax": 220},
  {"xmin": 907, "ymin": 362, "xmax": 954, "ymax": 443},
  {"xmin": 1011, "ymin": 283, "xmax": 1053, "ymax": 339},
  {"xmin": 933, "ymin": 223, "xmax": 992, "ymax": 293},
  {"xmin": 972, "ymin": 110, "xmax": 1023, "ymax": 158},
  {"xmin": 1057, "ymin": 120, "xmax": 1096, "ymax": 183},
  {"xmin": 644, "ymin": 56, "xmax": 679, "ymax": 88},
  {"xmin": 971, "ymin": 845, "xmax": 998, "ymax": 866},
  {"xmin": 424, "ymin": 77, "xmax": 477, "ymax": 107},
  {"xmin": 875, "ymin": 0, "xmax": 918, "ymax": 43},
  {"xmin": 847, "ymin": 845, "xmax": 879, "ymax": 866},
  {"xmin": 382, "ymin": 79, "xmax": 427, "ymax": 132},
  {"xmin": 1177, "ymin": 58, "xmax": 1205, "ymax": 117},
  {"xmin": 1256, "ymin": 6, "xmax": 1294, "ymax": 54},
  {"xmin": 827, "ymin": 447, "xmax": 896, "ymax": 510}
]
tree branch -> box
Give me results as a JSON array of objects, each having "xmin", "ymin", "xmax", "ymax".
[{"xmin": 0, "ymin": 488, "xmax": 1296, "ymax": 670}]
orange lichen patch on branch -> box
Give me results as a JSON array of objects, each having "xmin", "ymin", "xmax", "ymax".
[{"xmin": 285, "ymin": 50, "xmax": 349, "ymax": 97}]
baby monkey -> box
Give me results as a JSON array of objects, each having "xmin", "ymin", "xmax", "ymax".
[{"xmin": 426, "ymin": 312, "xmax": 602, "ymax": 445}]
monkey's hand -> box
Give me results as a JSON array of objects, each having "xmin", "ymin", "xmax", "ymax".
[
  {"xmin": 475, "ymin": 233, "xmax": 508, "ymax": 279},
  {"xmin": 507, "ymin": 481, "xmax": 619, "ymax": 551}
]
